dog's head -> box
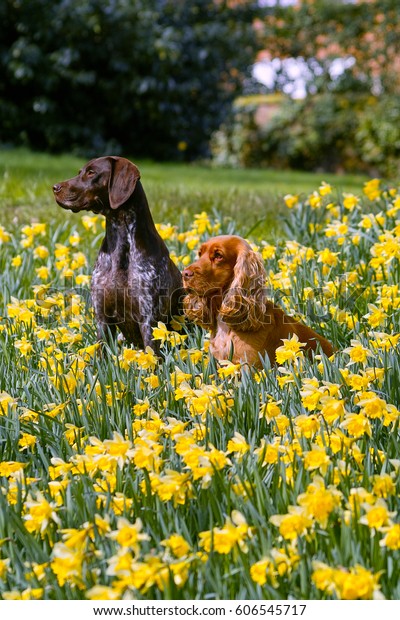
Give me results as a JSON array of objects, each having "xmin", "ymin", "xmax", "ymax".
[
  {"xmin": 53, "ymin": 156, "xmax": 140, "ymax": 214},
  {"xmin": 182, "ymin": 235, "xmax": 267, "ymax": 331}
]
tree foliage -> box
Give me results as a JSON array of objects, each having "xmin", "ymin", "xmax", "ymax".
[
  {"xmin": 260, "ymin": 0, "xmax": 400, "ymax": 97},
  {"xmin": 221, "ymin": 0, "xmax": 400, "ymax": 176},
  {"xmin": 0, "ymin": 0, "xmax": 260, "ymax": 159}
]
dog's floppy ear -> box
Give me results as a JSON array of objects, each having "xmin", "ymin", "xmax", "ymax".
[
  {"xmin": 219, "ymin": 245, "xmax": 267, "ymax": 331},
  {"xmin": 108, "ymin": 157, "xmax": 140, "ymax": 210}
]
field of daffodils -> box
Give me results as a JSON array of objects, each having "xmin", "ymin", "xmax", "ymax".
[{"xmin": 0, "ymin": 178, "xmax": 399, "ymax": 600}]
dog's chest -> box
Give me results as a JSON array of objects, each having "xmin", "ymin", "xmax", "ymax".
[
  {"xmin": 210, "ymin": 322, "xmax": 234, "ymax": 360},
  {"xmin": 92, "ymin": 242, "xmax": 156, "ymax": 287},
  {"xmin": 210, "ymin": 321, "xmax": 265, "ymax": 366},
  {"xmin": 91, "ymin": 242, "xmax": 160, "ymax": 322}
]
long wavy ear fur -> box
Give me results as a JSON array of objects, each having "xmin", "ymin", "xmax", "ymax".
[
  {"xmin": 219, "ymin": 246, "xmax": 267, "ymax": 331},
  {"xmin": 183, "ymin": 294, "xmax": 214, "ymax": 329}
]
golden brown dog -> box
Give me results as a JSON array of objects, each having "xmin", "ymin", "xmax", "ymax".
[{"xmin": 182, "ymin": 235, "xmax": 333, "ymax": 367}]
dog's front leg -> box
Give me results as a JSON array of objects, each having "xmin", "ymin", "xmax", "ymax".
[{"xmin": 140, "ymin": 320, "xmax": 160, "ymax": 356}]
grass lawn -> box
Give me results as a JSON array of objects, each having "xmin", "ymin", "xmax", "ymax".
[{"xmin": 0, "ymin": 148, "xmax": 368, "ymax": 238}]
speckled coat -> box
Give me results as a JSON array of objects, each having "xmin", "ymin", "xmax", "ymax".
[{"xmin": 53, "ymin": 156, "xmax": 182, "ymax": 351}]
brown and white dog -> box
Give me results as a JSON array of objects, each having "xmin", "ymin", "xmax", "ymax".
[
  {"xmin": 53, "ymin": 156, "xmax": 182, "ymax": 351},
  {"xmin": 182, "ymin": 235, "xmax": 333, "ymax": 367}
]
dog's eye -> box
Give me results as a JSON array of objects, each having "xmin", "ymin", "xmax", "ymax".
[
  {"xmin": 214, "ymin": 251, "xmax": 224, "ymax": 261},
  {"xmin": 86, "ymin": 169, "xmax": 95, "ymax": 177}
]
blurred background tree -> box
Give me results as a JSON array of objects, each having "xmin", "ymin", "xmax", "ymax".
[
  {"xmin": 0, "ymin": 0, "xmax": 260, "ymax": 159},
  {"xmin": 213, "ymin": 0, "xmax": 400, "ymax": 177},
  {"xmin": 261, "ymin": 0, "xmax": 400, "ymax": 97},
  {"xmin": 1, "ymin": 0, "xmax": 400, "ymax": 175}
]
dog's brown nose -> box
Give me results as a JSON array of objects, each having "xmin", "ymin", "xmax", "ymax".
[
  {"xmin": 182, "ymin": 269, "xmax": 194, "ymax": 279},
  {"xmin": 53, "ymin": 184, "xmax": 62, "ymax": 194}
]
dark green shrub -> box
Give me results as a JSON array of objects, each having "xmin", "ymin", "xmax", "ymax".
[
  {"xmin": 356, "ymin": 96, "xmax": 400, "ymax": 178},
  {"xmin": 212, "ymin": 92, "xmax": 400, "ymax": 176},
  {"xmin": 0, "ymin": 0, "xmax": 259, "ymax": 159}
]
